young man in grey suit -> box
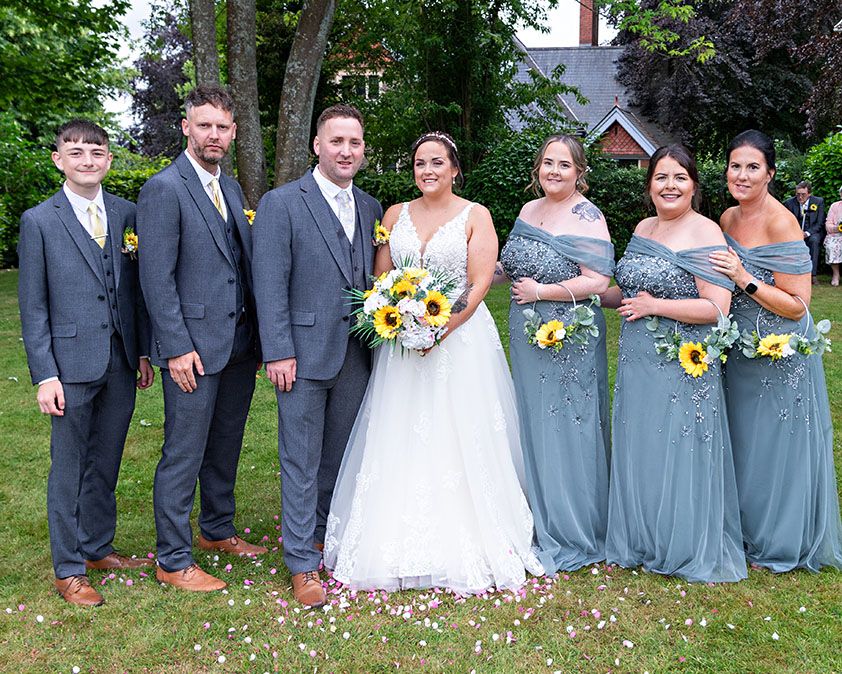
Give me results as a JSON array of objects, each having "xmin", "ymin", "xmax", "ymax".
[
  {"xmin": 137, "ymin": 84, "xmax": 265, "ymax": 593},
  {"xmin": 18, "ymin": 120, "xmax": 155, "ymax": 606},
  {"xmin": 252, "ymin": 105, "xmax": 382, "ymax": 607},
  {"xmin": 784, "ymin": 181, "xmax": 826, "ymax": 284}
]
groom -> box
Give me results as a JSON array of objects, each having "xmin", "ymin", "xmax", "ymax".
[{"xmin": 251, "ymin": 105, "xmax": 382, "ymax": 607}]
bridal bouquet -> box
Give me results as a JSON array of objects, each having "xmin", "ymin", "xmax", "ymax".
[
  {"xmin": 348, "ymin": 262, "xmax": 459, "ymax": 352},
  {"xmin": 645, "ymin": 313, "xmax": 740, "ymax": 378}
]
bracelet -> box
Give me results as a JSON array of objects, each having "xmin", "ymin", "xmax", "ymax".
[{"xmin": 535, "ymin": 284, "xmax": 542, "ymax": 301}]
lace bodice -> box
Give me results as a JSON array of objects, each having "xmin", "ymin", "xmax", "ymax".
[{"xmin": 390, "ymin": 202, "xmax": 473, "ymax": 296}]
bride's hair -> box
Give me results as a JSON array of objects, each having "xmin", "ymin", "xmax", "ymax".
[
  {"xmin": 411, "ymin": 131, "xmax": 464, "ymax": 188},
  {"xmin": 527, "ymin": 134, "xmax": 589, "ymax": 196}
]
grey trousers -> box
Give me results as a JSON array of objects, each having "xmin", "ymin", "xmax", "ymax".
[
  {"xmin": 48, "ymin": 333, "xmax": 135, "ymax": 579},
  {"xmin": 154, "ymin": 354, "xmax": 257, "ymax": 572},
  {"xmin": 277, "ymin": 337, "xmax": 370, "ymax": 575}
]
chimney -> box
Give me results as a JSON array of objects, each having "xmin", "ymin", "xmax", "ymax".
[{"xmin": 579, "ymin": 0, "xmax": 599, "ymax": 46}]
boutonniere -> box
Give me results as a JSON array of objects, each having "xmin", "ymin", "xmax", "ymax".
[
  {"xmin": 809, "ymin": 203, "xmax": 817, "ymax": 212},
  {"xmin": 121, "ymin": 227, "xmax": 138, "ymax": 260},
  {"xmin": 372, "ymin": 219, "xmax": 390, "ymax": 246},
  {"xmin": 244, "ymin": 209, "xmax": 256, "ymax": 225}
]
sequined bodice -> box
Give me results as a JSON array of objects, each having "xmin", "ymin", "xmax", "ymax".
[
  {"xmin": 615, "ymin": 253, "xmax": 699, "ymax": 300},
  {"xmin": 500, "ymin": 232, "xmax": 581, "ymax": 283},
  {"xmin": 389, "ymin": 202, "xmax": 471, "ymax": 295},
  {"xmin": 731, "ymin": 260, "xmax": 774, "ymax": 313}
]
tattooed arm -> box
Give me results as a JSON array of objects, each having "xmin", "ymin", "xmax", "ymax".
[
  {"xmin": 437, "ymin": 203, "xmax": 498, "ymax": 342},
  {"xmin": 490, "ymin": 261, "xmax": 509, "ymax": 285}
]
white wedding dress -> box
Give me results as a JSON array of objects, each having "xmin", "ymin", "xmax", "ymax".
[{"xmin": 324, "ymin": 202, "xmax": 543, "ymax": 594}]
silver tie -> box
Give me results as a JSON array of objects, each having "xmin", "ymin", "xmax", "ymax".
[{"xmin": 336, "ymin": 190, "xmax": 354, "ymax": 242}]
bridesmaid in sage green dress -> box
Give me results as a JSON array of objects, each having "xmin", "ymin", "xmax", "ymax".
[
  {"xmin": 499, "ymin": 135, "xmax": 614, "ymax": 573},
  {"xmin": 602, "ymin": 145, "xmax": 746, "ymax": 583},
  {"xmin": 710, "ymin": 130, "xmax": 842, "ymax": 572}
]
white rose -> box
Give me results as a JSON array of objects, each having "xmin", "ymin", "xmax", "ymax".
[
  {"xmin": 398, "ymin": 298, "xmax": 426, "ymax": 317},
  {"xmin": 363, "ymin": 293, "xmax": 388, "ymax": 314}
]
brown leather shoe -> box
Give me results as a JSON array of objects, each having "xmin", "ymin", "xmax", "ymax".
[
  {"xmin": 156, "ymin": 563, "xmax": 226, "ymax": 592},
  {"xmin": 314, "ymin": 542, "xmax": 324, "ymax": 553},
  {"xmin": 292, "ymin": 570, "xmax": 326, "ymax": 607},
  {"xmin": 86, "ymin": 552, "xmax": 153, "ymax": 570},
  {"xmin": 197, "ymin": 534, "xmax": 268, "ymax": 556},
  {"xmin": 55, "ymin": 575, "xmax": 104, "ymax": 607}
]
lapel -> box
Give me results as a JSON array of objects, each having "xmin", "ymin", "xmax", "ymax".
[
  {"xmin": 353, "ymin": 186, "xmax": 375, "ymax": 278},
  {"xmin": 104, "ymin": 191, "xmax": 124, "ymax": 290},
  {"xmin": 175, "ymin": 152, "xmax": 235, "ymax": 269},
  {"xmin": 300, "ymin": 170, "xmax": 353, "ymax": 285},
  {"xmin": 220, "ymin": 174, "xmax": 253, "ymax": 262},
  {"xmin": 52, "ymin": 190, "xmax": 104, "ymax": 283}
]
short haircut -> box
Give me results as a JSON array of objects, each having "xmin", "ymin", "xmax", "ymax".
[
  {"xmin": 184, "ymin": 84, "xmax": 236, "ymax": 117},
  {"xmin": 796, "ymin": 180, "xmax": 812, "ymax": 192},
  {"xmin": 55, "ymin": 119, "xmax": 109, "ymax": 149},
  {"xmin": 527, "ymin": 134, "xmax": 589, "ymax": 196},
  {"xmin": 316, "ymin": 104, "xmax": 364, "ymax": 133},
  {"xmin": 645, "ymin": 144, "xmax": 701, "ymax": 210},
  {"xmin": 411, "ymin": 131, "xmax": 464, "ymax": 189}
]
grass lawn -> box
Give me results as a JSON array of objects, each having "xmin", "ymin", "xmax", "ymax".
[{"xmin": 0, "ymin": 269, "xmax": 840, "ymax": 673}]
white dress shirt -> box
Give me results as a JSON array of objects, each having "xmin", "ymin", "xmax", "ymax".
[
  {"xmin": 63, "ymin": 183, "xmax": 108, "ymax": 239},
  {"xmin": 185, "ymin": 151, "xmax": 227, "ymax": 220},
  {"xmin": 312, "ymin": 165, "xmax": 356, "ymax": 243}
]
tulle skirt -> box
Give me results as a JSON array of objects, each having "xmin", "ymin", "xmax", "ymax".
[{"xmin": 324, "ymin": 303, "xmax": 544, "ymax": 594}]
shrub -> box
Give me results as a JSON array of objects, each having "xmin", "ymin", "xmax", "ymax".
[
  {"xmin": 805, "ymin": 131, "xmax": 842, "ymax": 205},
  {"xmin": 353, "ymin": 167, "xmax": 417, "ymax": 211}
]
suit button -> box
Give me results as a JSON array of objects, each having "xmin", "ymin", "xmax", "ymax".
[
  {"xmin": 342, "ymin": 316, "xmax": 349, "ymax": 322},
  {"xmin": 98, "ymin": 295, "xmax": 105, "ymax": 301},
  {"xmin": 229, "ymin": 311, "xmax": 236, "ymax": 318},
  {"xmin": 112, "ymin": 304, "xmax": 117, "ymax": 309},
  {"xmin": 103, "ymin": 254, "xmax": 108, "ymax": 259},
  {"xmin": 228, "ymin": 278, "xmax": 235, "ymax": 284},
  {"xmin": 106, "ymin": 270, "xmax": 112, "ymax": 276},
  {"xmin": 101, "ymin": 323, "xmax": 108, "ymax": 329}
]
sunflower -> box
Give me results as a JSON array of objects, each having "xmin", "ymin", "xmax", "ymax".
[
  {"xmin": 423, "ymin": 290, "xmax": 451, "ymax": 327},
  {"xmin": 243, "ymin": 209, "xmax": 256, "ymax": 225},
  {"xmin": 756, "ymin": 333, "xmax": 793, "ymax": 361},
  {"xmin": 372, "ymin": 220, "xmax": 390, "ymax": 245},
  {"xmin": 373, "ymin": 305, "xmax": 402, "ymax": 339},
  {"xmin": 362, "ymin": 287, "xmax": 374, "ymax": 299},
  {"xmin": 391, "ymin": 279, "xmax": 418, "ymax": 299},
  {"xmin": 535, "ymin": 320, "xmax": 566, "ymax": 349},
  {"xmin": 678, "ymin": 341, "xmax": 709, "ymax": 377},
  {"xmin": 402, "ymin": 267, "xmax": 428, "ymax": 283}
]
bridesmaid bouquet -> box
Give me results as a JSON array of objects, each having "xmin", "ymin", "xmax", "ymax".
[
  {"xmin": 522, "ymin": 295, "xmax": 601, "ymax": 353},
  {"xmin": 738, "ymin": 321, "xmax": 832, "ymax": 360},
  {"xmin": 645, "ymin": 314, "xmax": 740, "ymax": 378},
  {"xmin": 348, "ymin": 262, "xmax": 459, "ymax": 352}
]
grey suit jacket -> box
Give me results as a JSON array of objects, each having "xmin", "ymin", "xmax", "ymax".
[
  {"xmin": 18, "ymin": 189, "xmax": 149, "ymax": 385},
  {"xmin": 137, "ymin": 152, "xmax": 259, "ymax": 375},
  {"xmin": 251, "ymin": 169, "xmax": 382, "ymax": 380}
]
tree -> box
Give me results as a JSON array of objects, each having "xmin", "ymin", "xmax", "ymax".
[
  {"xmin": 130, "ymin": 2, "xmax": 192, "ymax": 158},
  {"xmin": 227, "ymin": 0, "xmax": 267, "ymax": 205},
  {"xmin": 0, "ymin": 0, "xmax": 129, "ymax": 140},
  {"xmin": 189, "ymin": 0, "xmax": 222, "ymax": 85},
  {"xmin": 616, "ymin": 0, "xmax": 840, "ymax": 151},
  {"xmin": 273, "ymin": 0, "xmax": 337, "ymax": 186}
]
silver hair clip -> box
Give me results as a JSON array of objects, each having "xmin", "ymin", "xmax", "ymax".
[{"xmin": 417, "ymin": 131, "xmax": 458, "ymax": 154}]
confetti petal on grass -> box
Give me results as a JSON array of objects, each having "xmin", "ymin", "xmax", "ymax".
[
  {"xmin": 772, "ymin": 632, "xmax": 779, "ymax": 641},
  {"xmin": 622, "ymin": 640, "xmax": 634, "ymax": 648}
]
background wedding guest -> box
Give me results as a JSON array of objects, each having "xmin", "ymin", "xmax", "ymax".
[
  {"xmin": 823, "ymin": 186, "xmax": 842, "ymax": 286},
  {"xmin": 138, "ymin": 84, "xmax": 264, "ymax": 593},
  {"xmin": 602, "ymin": 144, "xmax": 746, "ymax": 583},
  {"xmin": 18, "ymin": 119, "xmax": 154, "ymax": 606},
  {"xmin": 784, "ymin": 181, "xmax": 826, "ymax": 284},
  {"xmin": 710, "ymin": 130, "xmax": 842, "ymax": 572},
  {"xmin": 251, "ymin": 105, "xmax": 382, "ymax": 608},
  {"xmin": 499, "ymin": 134, "xmax": 614, "ymax": 574}
]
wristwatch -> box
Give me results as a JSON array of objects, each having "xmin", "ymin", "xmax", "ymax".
[{"xmin": 744, "ymin": 279, "xmax": 758, "ymax": 295}]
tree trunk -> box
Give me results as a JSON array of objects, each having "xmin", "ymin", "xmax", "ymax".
[
  {"xmin": 227, "ymin": 0, "xmax": 266, "ymax": 207},
  {"xmin": 189, "ymin": 0, "xmax": 220, "ymax": 85},
  {"xmin": 273, "ymin": 0, "xmax": 337, "ymax": 187}
]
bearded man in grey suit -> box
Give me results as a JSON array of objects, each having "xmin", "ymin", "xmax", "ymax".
[
  {"xmin": 18, "ymin": 119, "xmax": 155, "ymax": 607},
  {"xmin": 138, "ymin": 84, "xmax": 265, "ymax": 593},
  {"xmin": 252, "ymin": 105, "xmax": 382, "ymax": 607}
]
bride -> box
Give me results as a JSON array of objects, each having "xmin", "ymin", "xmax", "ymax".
[{"xmin": 324, "ymin": 132, "xmax": 543, "ymax": 594}]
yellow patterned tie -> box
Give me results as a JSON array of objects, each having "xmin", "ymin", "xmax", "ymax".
[
  {"xmin": 210, "ymin": 178, "xmax": 224, "ymax": 217},
  {"xmin": 88, "ymin": 202, "xmax": 106, "ymax": 249}
]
